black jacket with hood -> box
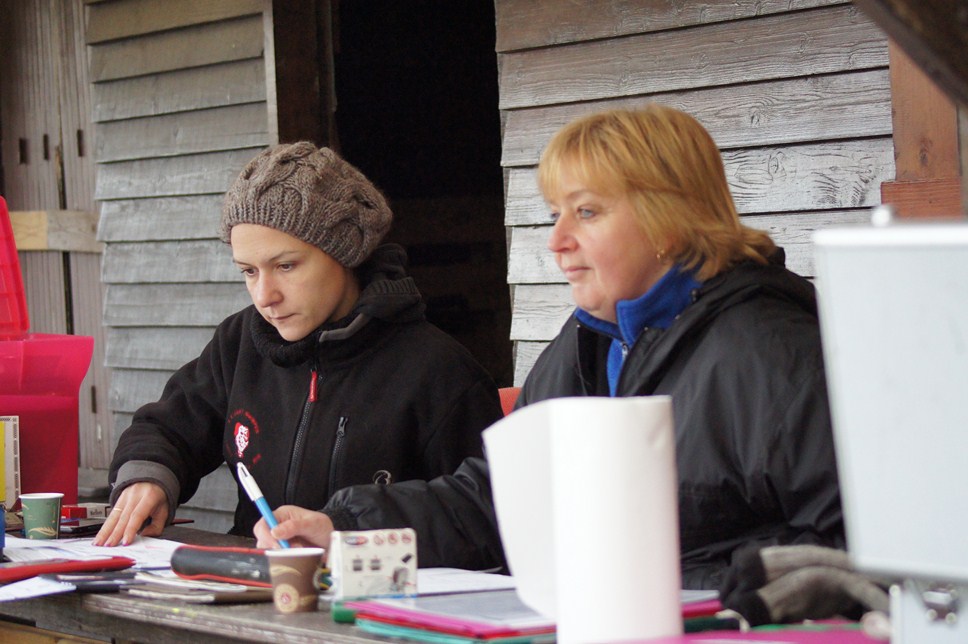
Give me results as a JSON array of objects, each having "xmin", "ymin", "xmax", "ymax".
[
  {"xmin": 324, "ymin": 252, "xmax": 845, "ymax": 589},
  {"xmin": 109, "ymin": 245, "xmax": 503, "ymax": 536}
]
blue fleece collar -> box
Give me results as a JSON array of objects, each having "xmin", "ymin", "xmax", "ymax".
[{"xmin": 575, "ymin": 265, "xmax": 701, "ymax": 394}]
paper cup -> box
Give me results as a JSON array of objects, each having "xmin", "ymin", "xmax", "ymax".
[
  {"xmin": 20, "ymin": 492, "xmax": 64, "ymax": 539},
  {"xmin": 266, "ymin": 547, "xmax": 325, "ymax": 613}
]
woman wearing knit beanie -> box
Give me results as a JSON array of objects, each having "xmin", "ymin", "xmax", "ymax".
[{"xmin": 95, "ymin": 142, "xmax": 503, "ymax": 546}]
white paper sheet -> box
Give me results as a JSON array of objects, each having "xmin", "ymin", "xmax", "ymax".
[
  {"xmin": 0, "ymin": 576, "xmax": 76, "ymax": 602},
  {"xmin": 483, "ymin": 396, "xmax": 682, "ymax": 644},
  {"xmin": 0, "ymin": 535, "xmax": 181, "ymax": 601},
  {"xmin": 416, "ymin": 567, "xmax": 516, "ymax": 595},
  {"xmin": 4, "ymin": 534, "xmax": 181, "ymax": 570}
]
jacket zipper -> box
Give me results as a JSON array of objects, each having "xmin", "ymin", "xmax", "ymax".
[
  {"xmin": 328, "ymin": 416, "xmax": 348, "ymax": 495},
  {"xmin": 285, "ymin": 366, "xmax": 318, "ymax": 503}
]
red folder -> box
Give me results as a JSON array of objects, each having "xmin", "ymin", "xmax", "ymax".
[{"xmin": 0, "ymin": 556, "xmax": 135, "ymax": 584}]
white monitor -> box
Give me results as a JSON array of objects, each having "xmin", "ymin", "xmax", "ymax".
[{"xmin": 813, "ymin": 221, "xmax": 968, "ymax": 585}]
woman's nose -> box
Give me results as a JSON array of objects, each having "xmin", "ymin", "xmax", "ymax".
[
  {"xmin": 547, "ymin": 216, "xmax": 574, "ymax": 253},
  {"xmin": 251, "ymin": 275, "xmax": 280, "ymax": 307}
]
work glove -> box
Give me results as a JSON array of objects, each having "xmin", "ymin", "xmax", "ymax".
[{"xmin": 719, "ymin": 544, "xmax": 890, "ymax": 627}]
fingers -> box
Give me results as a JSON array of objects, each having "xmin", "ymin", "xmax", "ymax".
[
  {"xmin": 252, "ymin": 506, "xmax": 333, "ymax": 550},
  {"xmin": 253, "ymin": 517, "xmax": 275, "ymax": 549},
  {"xmin": 93, "ymin": 506, "xmax": 125, "ymax": 546},
  {"xmin": 92, "ymin": 482, "xmax": 169, "ymax": 546}
]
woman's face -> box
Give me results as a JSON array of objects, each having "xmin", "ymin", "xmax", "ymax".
[
  {"xmin": 545, "ymin": 170, "xmax": 669, "ymax": 323},
  {"xmin": 231, "ymin": 224, "xmax": 360, "ymax": 341}
]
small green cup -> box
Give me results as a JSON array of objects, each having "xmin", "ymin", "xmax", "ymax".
[{"xmin": 20, "ymin": 493, "xmax": 64, "ymax": 539}]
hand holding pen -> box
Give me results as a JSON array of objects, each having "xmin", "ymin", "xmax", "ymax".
[{"xmin": 237, "ymin": 462, "xmax": 291, "ymax": 548}]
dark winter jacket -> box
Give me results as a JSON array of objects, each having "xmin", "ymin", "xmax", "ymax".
[
  {"xmin": 324, "ymin": 251, "xmax": 845, "ymax": 589},
  {"xmin": 109, "ymin": 245, "xmax": 503, "ymax": 537}
]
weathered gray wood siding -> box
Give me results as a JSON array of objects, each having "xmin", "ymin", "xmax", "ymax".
[
  {"xmin": 88, "ymin": 0, "xmax": 270, "ymax": 529},
  {"xmin": 495, "ymin": 0, "xmax": 895, "ymax": 385}
]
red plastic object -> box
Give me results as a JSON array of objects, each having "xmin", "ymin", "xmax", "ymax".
[
  {"xmin": 0, "ymin": 196, "xmax": 29, "ymax": 340},
  {"xmin": 1, "ymin": 334, "xmax": 93, "ymax": 505},
  {"xmin": 0, "ymin": 196, "xmax": 93, "ymax": 505}
]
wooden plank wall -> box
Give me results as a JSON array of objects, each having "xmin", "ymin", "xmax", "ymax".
[
  {"xmin": 86, "ymin": 0, "xmax": 270, "ymax": 529},
  {"xmin": 494, "ymin": 0, "xmax": 895, "ymax": 385},
  {"xmin": 0, "ymin": 0, "xmax": 111, "ymax": 474}
]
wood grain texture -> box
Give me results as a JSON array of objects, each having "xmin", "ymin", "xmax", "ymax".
[
  {"xmin": 17, "ymin": 251, "xmax": 67, "ymax": 333},
  {"xmin": 887, "ymin": 43, "xmax": 960, "ymax": 181},
  {"xmin": 0, "ymin": 0, "xmax": 63, "ymax": 210},
  {"xmin": 10, "ymin": 209, "xmax": 101, "ymax": 252},
  {"xmin": 101, "ymin": 240, "xmax": 239, "ymax": 283},
  {"xmin": 501, "ymin": 69, "xmax": 893, "ymax": 166},
  {"xmin": 514, "ymin": 340, "xmax": 548, "ymax": 386},
  {"xmin": 94, "ymin": 147, "xmax": 261, "ymax": 200},
  {"xmin": 498, "ymin": 4, "xmax": 888, "ymax": 109},
  {"xmin": 103, "ymin": 283, "xmax": 251, "ymax": 326},
  {"xmin": 56, "ymin": 0, "xmax": 97, "ymax": 213},
  {"xmin": 97, "ymin": 195, "xmax": 225, "ymax": 242},
  {"xmin": 496, "ymin": 0, "xmax": 847, "ymax": 51},
  {"xmin": 70, "ymin": 251, "xmax": 112, "ymax": 469},
  {"xmin": 91, "ymin": 58, "xmax": 267, "ymax": 122},
  {"xmin": 880, "ymin": 178, "xmax": 965, "ymax": 218},
  {"xmin": 85, "ymin": 0, "xmax": 263, "ymax": 44},
  {"xmin": 108, "ymin": 368, "xmax": 174, "ymax": 413},
  {"xmin": 105, "ymin": 326, "xmax": 216, "ymax": 370},
  {"xmin": 853, "ymin": 0, "xmax": 968, "ymax": 108},
  {"xmin": 505, "ymin": 138, "xmax": 895, "ymax": 227},
  {"xmin": 88, "ymin": 15, "xmax": 264, "ymax": 82},
  {"xmin": 96, "ymin": 102, "xmax": 269, "ymax": 162}
]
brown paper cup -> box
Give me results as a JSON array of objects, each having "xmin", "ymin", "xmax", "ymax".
[
  {"xmin": 20, "ymin": 492, "xmax": 64, "ymax": 539},
  {"xmin": 266, "ymin": 547, "xmax": 325, "ymax": 613}
]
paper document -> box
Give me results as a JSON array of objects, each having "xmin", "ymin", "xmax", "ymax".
[
  {"xmin": 416, "ymin": 567, "xmax": 516, "ymax": 595},
  {"xmin": 4, "ymin": 534, "xmax": 181, "ymax": 570},
  {"xmin": 484, "ymin": 396, "xmax": 683, "ymax": 643},
  {"xmin": 0, "ymin": 575, "xmax": 76, "ymax": 602}
]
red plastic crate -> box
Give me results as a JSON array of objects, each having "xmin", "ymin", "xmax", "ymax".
[
  {"xmin": 0, "ymin": 196, "xmax": 29, "ymax": 340},
  {"xmin": 0, "ymin": 196, "xmax": 93, "ymax": 505}
]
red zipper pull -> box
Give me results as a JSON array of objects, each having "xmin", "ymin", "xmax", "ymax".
[{"xmin": 309, "ymin": 369, "xmax": 318, "ymax": 402}]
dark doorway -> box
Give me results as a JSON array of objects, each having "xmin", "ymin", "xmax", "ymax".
[{"xmin": 331, "ymin": 1, "xmax": 512, "ymax": 386}]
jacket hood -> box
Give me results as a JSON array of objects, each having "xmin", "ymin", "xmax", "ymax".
[{"xmin": 691, "ymin": 248, "xmax": 817, "ymax": 320}]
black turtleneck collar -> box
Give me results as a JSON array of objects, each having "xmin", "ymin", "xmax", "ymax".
[{"xmin": 250, "ymin": 244, "xmax": 424, "ymax": 367}]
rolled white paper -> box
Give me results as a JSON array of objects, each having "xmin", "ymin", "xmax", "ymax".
[{"xmin": 484, "ymin": 396, "xmax": 682, "ymax": 644}]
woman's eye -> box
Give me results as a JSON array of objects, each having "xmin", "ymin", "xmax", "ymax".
[
  {"xmin": 549, "ymin": 211, "xmax": 561, "ymax": 223},
  {"xmin": 240, "ymin": 267, "xmax": 256, "ymax": 277},
  {"xmin": 578, "ymin": 208, "xmax": 595, "ymax": 219},
  {"xmin": 278, "ymin": 263, "xmax": 295, "ymax": 272}
]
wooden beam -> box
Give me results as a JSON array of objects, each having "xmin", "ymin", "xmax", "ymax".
[
  {"xmin": 852, "ymin": 0, "xmax": 968, "ymax": 109},
  {"xmin": 266, "ymin": 0, "xmax": 328, "ymax": 146},
  {"xmin": 878, "ymin": 42, "xmax": 965, "ymax": 218},
  {"xmin": 881, "ymin": 178, "xmax": 964, "ymax": 218},
  {"xmin": 9, "ymin": 210, "xmax": 102, "ymax": 252}
]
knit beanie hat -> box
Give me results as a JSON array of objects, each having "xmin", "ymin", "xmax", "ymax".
[{"xmin": 220, "ymin": 142, "xmax": 392, "ymax": 268}]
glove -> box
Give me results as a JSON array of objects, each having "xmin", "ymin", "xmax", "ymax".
[{"xmin": 719, "ymin": 544, "xmax": 890, "ymax": 626}]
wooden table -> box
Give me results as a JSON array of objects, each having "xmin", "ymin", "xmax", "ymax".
[{"xmin": 0, "ymin": 526, "xmax": 387, "ymax": 643}]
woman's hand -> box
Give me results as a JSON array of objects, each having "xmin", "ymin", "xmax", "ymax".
[
  {"xmin": 254, "ymin": 505, "xmax": 335, "ymax": 551},
  {"xmin": 92, "ymin": 482, "xmax": 169, "ymax": 546}
]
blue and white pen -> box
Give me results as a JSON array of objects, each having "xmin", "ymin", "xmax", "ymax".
[{"xmin": 237, "ymin": 462, "xmax": 291, "ymax": 548}]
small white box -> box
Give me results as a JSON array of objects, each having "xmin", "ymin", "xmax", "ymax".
[
  {"xmin": 329, "ymin": 528, "xmax": 418, "ymax": 599},
  {"xmin": 1, "ymin": 416, "xmax": 20, "ymax": 506}
]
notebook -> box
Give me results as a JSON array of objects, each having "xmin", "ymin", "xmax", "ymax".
[{"xmin": 813, "ymin": 221, "xmax": 968, "ymax": 584}]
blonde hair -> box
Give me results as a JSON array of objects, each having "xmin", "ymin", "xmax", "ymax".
[{"xmin": 537, "ymin": 105, "xmax": 775, "ymax": 280}]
